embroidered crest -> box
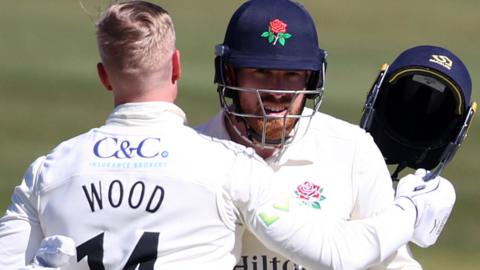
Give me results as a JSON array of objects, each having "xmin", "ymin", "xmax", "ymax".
[
  {"xmin": 261, "ymin": 19, "xmax": 292, "ymax": 46},
  {"xmin": 294, "ymin": 181, "xmax": 326, "ymax": 209}
]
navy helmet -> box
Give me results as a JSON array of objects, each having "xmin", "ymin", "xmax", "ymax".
[
  {"xmin": 361, "ymin": 45, "xmax": 476, "ymax": 179},
  {"xmin": 216, "ymin": 0, "xmax": 325, "ymax": 70},
  {"xmin": 214, "ymin": 0, "xmax": 327, "ymax": 148}
]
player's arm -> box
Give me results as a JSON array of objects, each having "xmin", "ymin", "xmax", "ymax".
[
  {"xmin": 351, "ymin": 133, "xmax": 422, "ymax": 270},
  {"xmin": 223, "ymin": 152, "xmax": 453, "ymax": 270},
  {"xmin": 245, "ymin": 192, "xmax": 416, "ymax": 270},
  {"xmin": 250, "ymin": 175, "xmax": 453, "ymax": 270},
  {"xmin": 0, "ymin": 157, "xmax": 46, "ymax": 269},
  {"xmin": 16, "ymin": 235, "xmax": 76, "ymax": 270}
]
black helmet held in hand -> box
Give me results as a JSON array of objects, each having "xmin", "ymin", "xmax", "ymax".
[{"xmin": 360, "ymin": 45, "xmax": 476, "ymax": 180}]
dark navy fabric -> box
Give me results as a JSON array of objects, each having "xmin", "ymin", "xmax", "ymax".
[
  {"xmin": 387, "ymin": 45, "xmax": 472, "ymax": 104},
  {"xmin": 220, "ymin": 0, "xmax": 325, "ymax": 70}
]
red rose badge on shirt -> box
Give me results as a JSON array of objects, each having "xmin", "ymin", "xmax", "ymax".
[
  {"xmin": 294, "ymin": 181, "xmax": 326, "ymax": 209},
  {"xmin": 261, "ymin": 18, "xmax": 292, "ymax": 46}
]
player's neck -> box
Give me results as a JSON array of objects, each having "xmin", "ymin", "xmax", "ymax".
[{"xmin": 252, "ymin": 146, "xmax": 277, "ymax": 159}]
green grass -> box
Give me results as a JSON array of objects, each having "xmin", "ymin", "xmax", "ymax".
[{"xmin": 1, "ymin": 0, "xmax": 479, "ymax": 268}]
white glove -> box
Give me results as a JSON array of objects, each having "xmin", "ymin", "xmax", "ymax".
[
  {"xmin": 24, "ymin": 235, "xmax": 76, "ymax": 269},
  {"xmin": 395, "ymin": 169, "xmax": 456, "ymax": 248}
]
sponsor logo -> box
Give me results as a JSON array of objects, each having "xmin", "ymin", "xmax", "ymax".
[
  {"xmin": 429, "ymin": 55, "xmax": 453, "ymax": 70},
  {"xmin": 235, "ymin": 255, "xmax": 305, "ymax": 270},
  {"xmin": 258, "ymin": 197, "xmax": 291, "ymax": 227},
  {"xmin": 93, "ymin": 137, "xmax": 164, "ymax": 159},
  {"xmin": 88, "ymin": 161, "xmax": 167, "ymax": 169}
]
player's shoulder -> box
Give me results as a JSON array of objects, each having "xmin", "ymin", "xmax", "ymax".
[
  {"xmin": 193, "ymin": 110, "xmax": 263, "ymax": 162},
  {"xmin": 22, "ymin": 129, "xmax": 97, "ymax": 193},
  {"xmin": 194, "ymin": 131, "xmax": 262, "ymax": 163},
  {"xmin": 45, "ymin": 129, "xmax": 98, "ymax": 160},
  {"xmin": 194, "ymin": 110, "xmax": 229, "ymax": 139},
  {"xmin": 309, "ymin": 110, "xmax": 369, "ymax": 142}
]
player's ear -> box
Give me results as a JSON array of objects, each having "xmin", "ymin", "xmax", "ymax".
[
  {"xmin": 171, "ymin": 50, "xmax": 181, "ymax": 83},
  {"xmin": 97, "ymin": 63, "xmax": 113, "ymax": 91}
]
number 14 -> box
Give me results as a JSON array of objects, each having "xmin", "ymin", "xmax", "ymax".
[{"xmin": 77, "ymin": 232, "xmax": 160, "ymax": 270}]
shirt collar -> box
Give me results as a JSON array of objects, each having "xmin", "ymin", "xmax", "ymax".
[
  {"xmin": 215, "ymin": 107, "xmax": 318, "ymax": 168},
  {"xmin": 106, "ymin": 102, "xmax": 187, "ymax": 127},
  {"xmin": 214, "ymin": 110, "xmax": 233, "ymax": 140}
]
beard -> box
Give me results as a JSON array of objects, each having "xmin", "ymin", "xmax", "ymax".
[
  {"xmin": 243, "ymin": 99, "xmax": 304, "ymax": 143},
  {"xmin": 247, "ymin": 116, "xmax": 299, "ymax": 141}
]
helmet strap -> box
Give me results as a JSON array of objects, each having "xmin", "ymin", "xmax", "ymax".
[{"xmin": 391, "ymin": 161, "xmax": 408, "ymax": 182}]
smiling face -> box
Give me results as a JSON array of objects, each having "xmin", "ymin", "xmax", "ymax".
[{"xmin": 234, "ymin": 68, "xmax": 308, "ymax": 142}]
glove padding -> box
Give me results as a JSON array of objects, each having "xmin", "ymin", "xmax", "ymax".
[{"xmin": 395, "ymin": 169, "xmax": 456, "ymax": 248}]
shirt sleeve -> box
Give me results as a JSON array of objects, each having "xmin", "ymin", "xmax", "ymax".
[
  {"xmin": 369, "ymin": 245, "xmax": 423, "ymax": 270},
  {"xmin": 0, "ymin": 157, "xmax": 45, "ymax": 269},
  {"xmin": 226, "ymin": 151, "xmax": 418, "ymax": 270},
  {"xmin": 351, "ymin": 132, "xmax": 422, "ymax": 270}
]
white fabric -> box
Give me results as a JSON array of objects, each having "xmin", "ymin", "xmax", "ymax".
[
  {"xmin": 395, "ymin": 169, "xmax": 456, "ymax": 248},
  {"xmin": 1, "ymin": 102, "xmax": 416, "ymax": 270},
  {"xmin": 197, "ymin": 108, "xmax": 422, "ymax": 270},
  {"xmin": 33, "ymin": 235, "xmax": 76, "ymax": 268}
]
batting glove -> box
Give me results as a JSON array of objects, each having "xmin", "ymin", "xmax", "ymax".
[{"xmin": 395, "ymin": 169, "xmax": 456, "ymax": 248}]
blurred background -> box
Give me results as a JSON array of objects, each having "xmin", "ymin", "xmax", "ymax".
[{"xmin": 0, "ymin": 0, "xmax": 478, "ymax": 268}]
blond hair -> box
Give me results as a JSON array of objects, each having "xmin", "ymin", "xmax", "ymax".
[{"xmin": 96, "ymin": 1, "xmax": 175, "ymax": 74}]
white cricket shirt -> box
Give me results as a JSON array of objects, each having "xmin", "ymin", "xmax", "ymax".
[
  {"xmin": 1, "ymin": 103, "xmax": 417, "ymax": 270},
  {"xmin": 197, "ymin": 108, "xmax": 421, "ymax": 270}
]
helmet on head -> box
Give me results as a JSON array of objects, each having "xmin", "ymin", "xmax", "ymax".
[
  {"xmin": 360, "ymin": 45, "xmax": 476, "ymax": 180},
  {"xmin": 214, "ymin": 0, "xmax": 327, "ymax": 148}
]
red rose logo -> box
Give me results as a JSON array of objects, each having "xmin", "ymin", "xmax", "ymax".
[
  {"xmin": 297, "ymin": 181, "xmax": 321, "ymax": 200},
  {"xmin": 269, "ymin": 19, "xmax": 287, "ymax": 34},
  {"xmin": 261, "ymin": 18, "xmax": 292, "ymax": 46},
  {"xmin": 293, "ymin": 181, "xmax": 326, "ymax": 209}
]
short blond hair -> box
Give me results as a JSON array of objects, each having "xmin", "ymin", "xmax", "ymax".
[{"xmin": 96, "ymin": 1, "xmax": 175, "ymax": 74}]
